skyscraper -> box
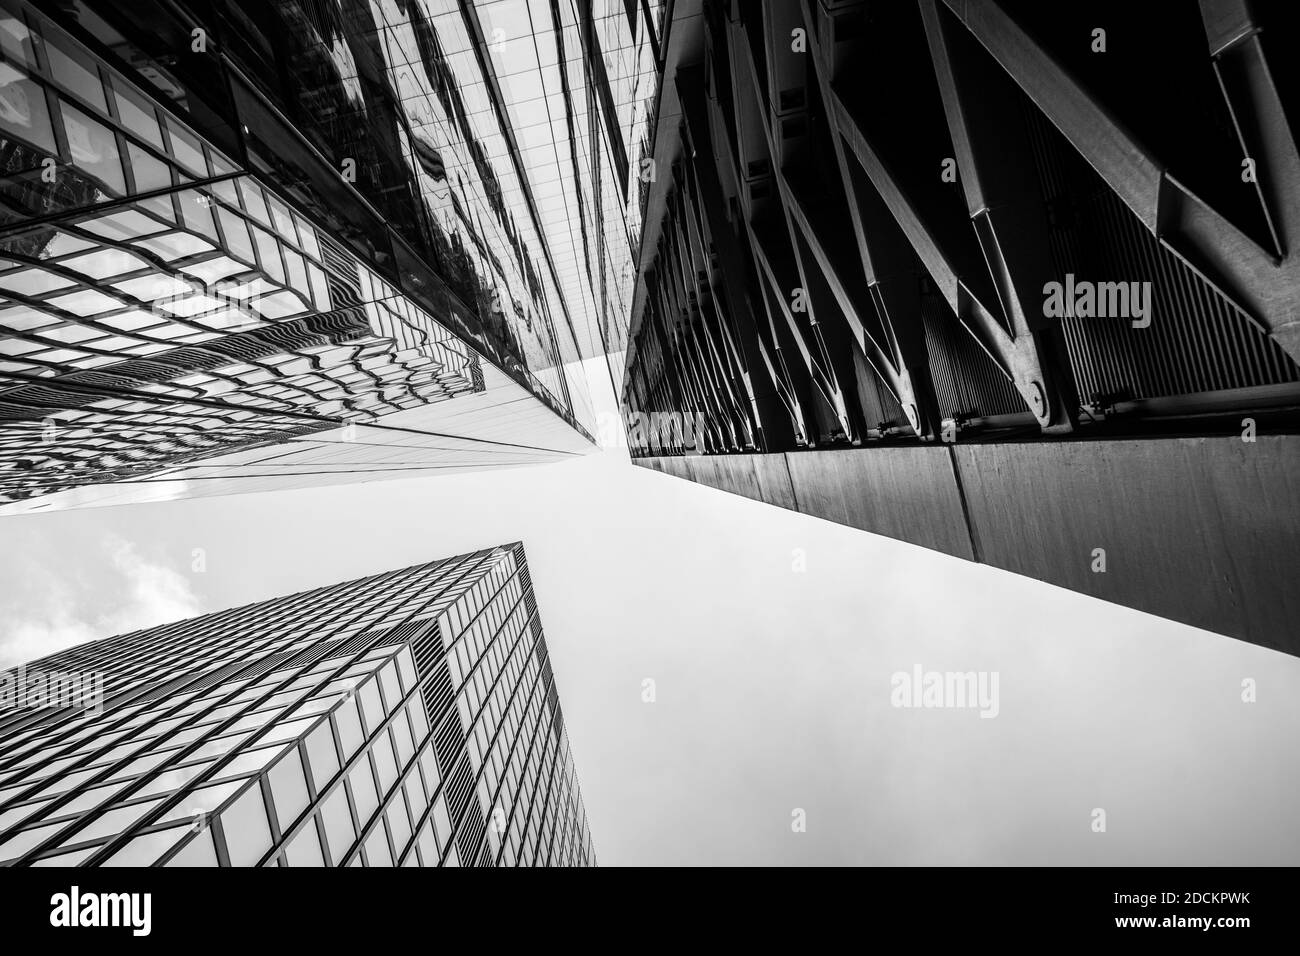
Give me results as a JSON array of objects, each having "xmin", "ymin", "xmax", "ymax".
[
  {"xmin": 0, "ymin": 543, "xmax": 596, "ymax": 867},
  {"xmin": 0, "ymin": 0, "xmax": 663, "ymax": 512},
  {"xmin": 621, "ymin": 0, "xmax": 1300, "ymax": 654}
]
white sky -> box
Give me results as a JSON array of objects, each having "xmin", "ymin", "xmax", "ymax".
[{"xmin": 2, "ymin": 359, "xmax": 1298, "ymax": 865}]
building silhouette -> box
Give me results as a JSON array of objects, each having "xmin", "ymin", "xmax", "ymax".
[
  {"xmin": 0, "ymin": 543, "xmax": 595, "ymax": 867},
  {"xmin": 622, "ymin": 0, "xmax": 1300, "ymax": 654}
]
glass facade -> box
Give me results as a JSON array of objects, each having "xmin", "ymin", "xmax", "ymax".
[
  {"xmin": 0, "ymin": 0, "xmax": 667, "ymax": 509},
  {"xmin": 464, "ymin": 0, "xmax": 663, "ymax": 373},
  {"xmin": 0, "ymin": 543, "xmax": 596, "ymax": 867}
]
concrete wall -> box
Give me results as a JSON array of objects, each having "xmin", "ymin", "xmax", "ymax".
[{"xmin": 635, "ymin": 435, "xmax": 1300, "ymax": 656}]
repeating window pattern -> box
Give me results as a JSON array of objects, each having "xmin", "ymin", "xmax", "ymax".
[
  {"xmin": 0, "ymin": 543, "xmax": 596, "ymax": 867},
  {"xmin": 0, "ymin": 1, "xmax": 515, "ymax": 505}
]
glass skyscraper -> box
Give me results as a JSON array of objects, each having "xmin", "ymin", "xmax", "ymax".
[
  {"xmin": 0, "ymin": 542, "xmax": 596, "ymax": 867},
  {"xmin": 0, "ymin": 0, "xmax": 663, "ymax": 513}
]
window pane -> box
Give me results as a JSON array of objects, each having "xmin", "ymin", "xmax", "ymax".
[
  {"xmin": 371, "ymin": 733, "xmax": 398, "ymax": 794},
  {"xmin": 416, "ymin": 821, "xmax": 436, "ymax": 867},
  {"xmin": 402, "ymin": 777, "xmax": 423, "ymax": 828},
  {"xmin": 136, "ymin": 760, "xmax": 213, "ymax": 798},
  {"xmin": 0, "ymin": 821, "xmax": 63, "ymax": 863},
  {"xmin": 0, "ymin": 10, "xmax": 38, "ymax": 69},
  {"xmin": 363, "ymin": 823, "xmax": 392, "ymax": 867},
  {"xmin": 268, "ymin": 748, "xmax": 309, "ymax": 827},
  {"xmin": 31, "ymin": 846, "xmax": 97, "ymax": 867},
  {"xmin": 431, "ymin": 795, "xmax": 451, "ymax": 851},
  {"xmin": 218, "ymin": 784, "xmax": 272, "ymax": 866},
  {"xmin": 127, "ymin": 141, "xmax": 170, "ymax": 192},
  {"xmin": 378, "ymin": 662, "xmax": 401, "ymax": 712},
  {"xmin": 0, "ymin": 798, "xmax": 52, "ymax": 831},
  {"xmin": 165, "ymin": 828, "xmax": 218, "ymax": 867},
  {"xmin": 253, "ymin": 716, "xmax": 315, "ymax": 745},
  {"xmin": 159, "ymin": 780, "xmax": 241, "ymax": 826},
  {"xmin": 76, "ymin": 798, "xmax": 162, "ymax": 843},
  {"xmin": 401, "ymin": 711, "xmax": 423, "ymax": 766},
  {"xmin": 319, "ymin": 787, "xmax": 354, "ymax": 864},
  {"xmin": 102, "ymin": 824, "xmax": 188, "ymax": 867},
  {"xmin": 216, "ymin": 207, "xmax": 255, "ymax": 265},
  {"xmin": 284, "ymin": 819, "xmax": 325, "ymax": 868},
  {"xmin": 204, "ymin": 751, "xmax": 276, "ymax": 790},
  {"xmin": 334, "ymin": 700, "xmax": 363, "ymax": 758},
  {"xmin": 396, "ymin": 649, "xmax": 417, "ymax": 693},
  {"xmin": 348, "ymin": 763, "xmax": 379, "ymax": 825},
  {"xmin": 112, "ymin": 77, "xmax": 162, "ymax": 149},
  {"xmin": 419, "ymin": 748, "xmax": 439, "ymax": 796},
  {"xmin": 42, "ymin": 25, "xmax": 106, "ymax": 113},
  {"xmin": 408, "ymin": 698, "xmax": 429, "ymax": 742},
  {"xmin": 61, "ymin": 101, "xmax": 125, "ymax": 194},
  {"xmin": 164, "ymin": 116, "xmax": 206, "ymax": 176},
  {"xmin": 358, "ymin": 681, "xmax": 384, "ymax": 734},
  {"xmin": 0, "ymin": 64, "xmax": 57, "ymax": 153},
  {"xmin": 386, "ymin": 801, "xmax": 411, "ymax": 856},
  {"xmin": 304, "ymin": 722, "xmax": 339, "ymax": 793}
]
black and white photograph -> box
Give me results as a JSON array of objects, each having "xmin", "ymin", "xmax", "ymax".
[{"xmin": 0, "ymin": 0, "xmax": 1295, "ymax": 936}]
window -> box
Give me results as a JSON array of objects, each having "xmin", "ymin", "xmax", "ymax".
[
  {"xmin": 101, "ymin": 824, "xmax": 188, "ymax": 867},
  {"xmin": 218, "ymin": 784, "xmax": 272, "ymax": 866},
  {"xmin": 378, "ymin": 662, "xmax": 401, "ymax": 712},
  {"xmin": 61, "ymin": 101, "xmax": 125, "ymax": 194},
  {"xmin": 392, "ymin": 711, "xmax": 416, "ymax": 767},
  {"xmin": 75, "ymin": 797, "xmax": 163, "ymax": 843},
  {"xmin": 417, "ymin": 820, "xmax": 437, "ymax": 864},
  {"xmin": 164, "ymin": 116, "xmax": 206, "ymax": 177},
  {"xmin": 31, "ymin": 846, "xmax": 97, "ymax": 867},
  {"xmin": 111, "ymin": 77, "xmax": 163, "ymax": 150},
  {"xmin": 319, "ymin": 787, "xmax": 354, "ymax": 863},
  {"xmin": 396, "ymin": 649, "xmax": 417, "ymax": 692},
  {"xmin": 408, "ymin": 699, "xmax": 430, "ymax": 743},
  {"xmin": 283, "ymin": 820, "xmax": 325, "ymax": 867},
  {"xmin": 42, "ymin": 24, "xmax": 107, "ymax": 113},
  {"xmin": 165, "ymin": 827, "xmax": 218, "ymax": 867},
  {"xmin": 431, "ymin": 795, "xmax": 451, "ymax": 851},
  {"xmin": 402, "ymin": 775, "xmax": 423, "ymax": 825},
  {"xmin": 0, "ymin": 10, "xmax": 37, "ymax": 70},
  {"xmin": 256, "ymin": 716, "xmax": 317, "ymax": 746},
  {"xmin": 419, "ymin": 748, "xmax": 440, "ymax": 798},
  {"xmin": 268, "ymin": 748, "xmax": 309, "ymax": 826},
  {"xmin": 348, "ymin": 763, "xmax": 379, "ymax": 826},
  {"xmin": 357, "ymin": 681, "xmax": 385, "ymax": 735},
  {"xmin": 0, "ymin": 821, "xmax": 64, "ymax": 863},
  {"xmin": 363, "ymin": 823, "xmax": 392, "ymax": 867},
  {"xmin": 136, "ymin": 760, "xmax": 213, "ymax": 798},
  {"xmin": 386, "ymin": 802, "xmax": 412, "ymax": 856},
  {"xmin": 159, "ymin": 780, "xmax": 240, "ymax": 826},
  {"xmin": 304, "ymin": 722, "xmax": 339, "ymax": 793},
  {"xmin": 371, "ymin": 733, "xmax": 398, "ymax": 794},
  {"xmin": 333, "ymin": 699, "xmax": 364, "ymax": 758},
  {"xmin": 185, "ymin": 734, "xmax": 248, "ymax": 763}
]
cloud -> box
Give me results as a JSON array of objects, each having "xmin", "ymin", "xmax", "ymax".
[{"xmin": 0, "ymin": 536, "xmax": 204, "ymax": 670}]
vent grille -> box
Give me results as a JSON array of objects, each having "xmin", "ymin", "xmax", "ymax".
[
  {"xmin": 1021, "ymin": 94, "xmax": 1299, "ymax": 405},
  {"xmin": 921, "ymin": 292, "xmax": 1023, "ymax": 419}
]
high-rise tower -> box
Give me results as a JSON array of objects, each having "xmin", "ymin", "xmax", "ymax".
[
  {"xmin": 0, "ymin": 543, "xmax": 595, "ymax": 867},
  {"xmin": 621, "ymin": 0, "xmax": 1300, "ymax": 654},
  {"xmin": 0, "ymin": 0, "xmax": 664, "ymax": 511}
]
